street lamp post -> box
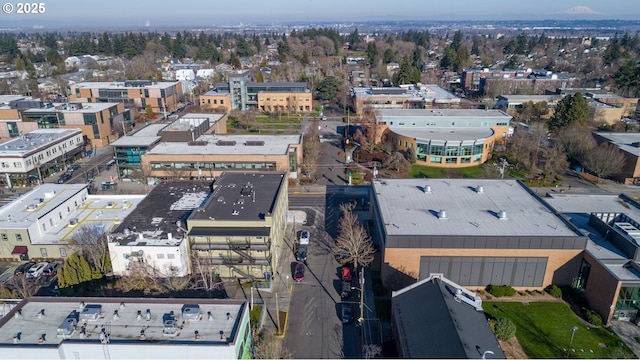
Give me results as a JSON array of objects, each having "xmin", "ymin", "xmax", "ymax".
[
  {"xmin": 358, "ymin": 268, "xmax": 365, "ymax": 325},
  {"xmin": 566, "ymin": 325, "xmax": 578, "ymax": 358}
]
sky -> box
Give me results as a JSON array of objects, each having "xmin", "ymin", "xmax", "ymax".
[{"xmin": 1, "ymin": 0, "xmax": 639, "ymax": 27}]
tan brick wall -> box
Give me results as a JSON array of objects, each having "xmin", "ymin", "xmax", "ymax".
[
  {"xmin": 384, "ymin": 247, "xmax": 583, "ymax": 290},
  {"xmin": 257, "ymin": 92, "xmax": 312, "ymax": 113},
  {"xmin": 200, "ymin": 94, "xmax": 231, "ymax": 114}
]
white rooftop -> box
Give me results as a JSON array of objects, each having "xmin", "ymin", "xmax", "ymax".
[
  {"xmin": 0, "ymin": 129, "xmax": 81, "ymax": 156},
  {"xmin": 378, "ymin": 108, "xmax": 512, "ymax": 119},
  {"xmin": 0, "ymin": 184, "xmax": 144, "ymax": 244},
  {"xmin": 22, "ymin": 102, "xmax": 118, "ymax": 114},
  {"xmin": 110, "ymin": 124, "xmax": 168, "ymax": 147},
  {"xmin": 593, "ymin": 132, "xmax": 640, "ymax": 157},
  {"xmin": 389, "ymin": 127, "xmax": 494, "ymax": 142},
  {"xmin": 0, "ymin": 298, "xmax": 246, "ymax": 345},
  {"xmin": 373, "ymin": 179, "xmax": 579, "ymax": 237},
  {"xmin": 72, "ymin": 81, "xmax": 179, "ymax": 89},
  {"xmin": 146, "ymin": 134, "xmax": 301, "ymax": 156}
]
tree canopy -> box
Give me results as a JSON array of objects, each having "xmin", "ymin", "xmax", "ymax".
[{"xmin": 547, "ymin": 93, "xmax": 589, "ymax": 131}]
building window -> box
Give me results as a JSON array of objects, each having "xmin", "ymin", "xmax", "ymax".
[
  {"xmin": 1, "ymin": 234, "xmax": 7, "ymax": 241},
  {"xmin": 16, "ymin": 234, "xmax": 22, "ymax": 241},
  {"xmin": 167, "ymin": 253, "xmax": 175, "ymax": 259},
  {"xmin": 40, "ymin": 248, "xmax": 48, "ymax": 257},
  {"xmin": 60, "ymin": 248, "xmax": 67, "ymax": 257},
  {"xmin": 157, "ymin": 253, "xmax": 165, "ymax": 259}
]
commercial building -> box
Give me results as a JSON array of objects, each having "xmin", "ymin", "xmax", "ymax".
[
  {"xmin": 391, "ymin": 273, "xmax": 505, "ymax": 358},
  {"xmin": 21, "ymin": 102, "xmax": 130, "ymax": 149},
  {"xmin": 592, "ymin": 132, "xmax": 640, "ymax": 185},
  {"xmin": 545, "ymin": 193, "xmax": 640, "ymax": 326},
  {"xmin": 351, "ymin": 85, "xmax": 460, "ymax": 116},
  {"xmin": 0, "ymin": 95, "xmax": 42, "ymax": 138},
  {"xmin": 461, "ymin": 68, "xmax": 576, "ymax": 96},
  {"xmin": 108, "ymin": 181, "xmax": 211, "ymax": 278},
  {"xmin": 187, "ymin": 172, "xmax": 288, "ymax": 282},
  {"xmin": 370, "ymin": 178, "xmax": 587, "ymax": 290},
  {"xmin": 0, "ymin": 129, "xmax": 84, "ymax": 187},
  {"xmin": 142, "ymin": 134, "xmax": 302, "ymax": 182},
  {"xmin": 0, "ymin": 297, "xmax": 251, "ymax": 359},
  {"xmin": 375, "ymin": 109, "xmax": 512, "ymax": 168},
  {"xmin": 109, "ymin": 123, "xmax": 165, "ymax": 179},
  {"xmin": 0, "ymin": 184, "xmax": 143, "ymax": 261},
  {"xmin": 200, "ymin": 71, "xmax": 312, "ymax": 113},
  {"xmin": 68, "ymin": 80, "xmax": 184, "ymax": 114}
]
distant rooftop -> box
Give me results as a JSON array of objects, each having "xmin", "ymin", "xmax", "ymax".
[
  {"xmin": 593, "ymin": 132, "xmax": 640, "ymax": 157},
  {"xmin": 353, "ymin": 85, "xmax": 458, "ymax": 102},
  {"xmin": 22, "ymin": 102, "xmax": 118, "ymax": 114},
  {"xmin": 0, "ymin": 129, "xmax": 82, "ymax": 156},
  {"xmin": 71, "ymin": 80, "xmax": 179, "ymax": 90},
  {"xmin": 389, "ymin": 127, "xmax": 494, "ymax": 142},
  {"xmin": 190, "ymin": 172, "xmax": 285, "ymax": 222},
  {"xmin": 378, "ymin": 108, "xmax": 511, "ymax": 119},
  {"xmin": 373, "ymin": 179, "xmax": 579, "ymax": 237},
  {"xmin": 146, "ymin": 134, "xmax": 301, "ymax": 156},
  {"xmin": 0, "ymin": 297, "xmax": 246, "ymax": 346},
  {"xmin": 111, "ymin": 181, "xmax": 211, "ymax": 246}
]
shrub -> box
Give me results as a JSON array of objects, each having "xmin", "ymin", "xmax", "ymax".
[
  {"xmin": 546, "ymin": 284, "xmax": 563, "ymax": 298},
  {"xmin": 584, "ymin": 308, "xmax": 603, "ymax": 326},
  {"xmin": 489, "ymin": 317, "xmax": 517, "ymax": 341},
  {"xmin": 487, "ymin": 285, "xmax": 516, "ymax": 297}
]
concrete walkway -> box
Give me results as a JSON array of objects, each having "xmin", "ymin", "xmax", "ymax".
[{"xmin": 610, "ymin": 320, "xmax": 640, "ymax": 358}]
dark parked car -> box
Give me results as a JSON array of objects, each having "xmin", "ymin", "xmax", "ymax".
[
  {"xmin": 42, "ymin": 261, "xmax": 62, "ymax": 276},
  {"xmin": 68, "ymin": 164, "xmax": 81, "ymax": 172},
  {"xmin": 294, "ymin": 262, "xmax": 305, "ymax": 282},
  {"xmin": 58, "ymin": 173, "xmax": 72, "ymax": 184},
  {"xmin": 14, "ymin": 261, "xmax": 35, "ymax": 275},
  {"xmin": 341, "ymin": 304, "xmax": 354, "ymax": 324}
]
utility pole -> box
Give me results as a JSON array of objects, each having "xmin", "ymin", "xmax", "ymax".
[
  {"xmin": 275, "ymin": 292, "xmax": 280, "ymax": 334},
  {"xmin": 358, "ymin": 268, "xmax": 365, "ymax": 325}
]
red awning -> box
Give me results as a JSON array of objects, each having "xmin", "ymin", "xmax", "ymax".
[{"xmin": 11, "ymin": 246, "xmax": 28, "ymax": 255}]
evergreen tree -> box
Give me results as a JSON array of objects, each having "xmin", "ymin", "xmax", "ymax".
[
  {"xmin": 366, "ymin": 42, "xmax": 378, "ymax": 67},
  {"xmin": 548, "ymin": 93, "xmax": 589, "ymax": 131}
]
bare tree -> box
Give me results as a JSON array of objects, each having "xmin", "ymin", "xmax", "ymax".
[
  {"xmin": 582, "ymin": 142, "xmax": 626, "ymax": 182},
  {"xmin": 302, "ymin": 119, "xmax": 321, "ymax": 181},
  {"xmin": 6, "ymin": 275, "xmax": 38, "ymax": 299},
  {"xmin": 162, "ymin": 266, "xmax": 191, "ymax": 292},
  {"xmin": 116, "ymin": 261, "xmax": 164, "ymax": 295},
  {"xmin": 363, "ymin": 344, "xmax": 383, "ymax": 359},
  {"xmin": 555, "ymin": 124, "xmax": 596, "ymax": 162},
  {"xmin": 383, "ymin": 152, "xmax": 410, "ymax": 172},
  {"xmin": 253, "ymin": 330, "xmax": 292, "ymax": 359},
  {"xmin": 543, "ymin": 144, "xmax": 569, "ymax": 182},
  {"xmin": 68, "ymin": 223, "xmax": 110, "ymax": 275},
  {"xmin": 331, "ymin": 203, "xmax": 375, "ymax": 269}
]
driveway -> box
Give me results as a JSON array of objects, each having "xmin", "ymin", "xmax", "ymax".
[{"xmin": 610, "ymin": 320, "xmax": 640, "ymax": 357}]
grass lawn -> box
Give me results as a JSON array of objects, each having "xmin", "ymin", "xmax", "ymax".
[
  {"xmin": 255, "ymin": 116, "xmax": 302, "ymax": 124},
  {"xmin": 410, "ymin": 164, "xmax": 483, "ymax": 178},
  {"xmin": 484, "ymin": 302, "xmax": 634, "ymax": 359}
]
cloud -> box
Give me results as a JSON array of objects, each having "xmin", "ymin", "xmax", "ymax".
[{"xmin": 563, "ymin": 6, "xmax": 599, "ymax": 15}]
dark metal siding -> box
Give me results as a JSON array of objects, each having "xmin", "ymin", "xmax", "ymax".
[
  {"xmin": 420, "ymin": 256, "xmax": 548, "ymax": 287},
  {"xmin": 387, "ymin": 235, "xmax": 586, "ymax": 250}
]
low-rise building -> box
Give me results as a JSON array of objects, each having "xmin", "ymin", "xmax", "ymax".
[
  {"xmin": 108, "ymin": 181, "xmax": 211, "ymax": 278},
  {"xmin": 0, "ymin": 297, "xmax": 251, "ymax": 359},
  {"xmin": 68, "ymin": 80, "xmax": 184, "ymax": 114},
  {"xmin": 391, "ymin": 273, "xmax": 505, "ymax": 358},
  {"xmin": 0, "ymin": 184, "xmax": 143, "ymax": 261},
  {"xmin": 187, "ymin": 172, "xmax": 288, "ymax": 283},
  {"xmin": 371, "ymin": 178, "xmax": 587, "ymax": 290},
  {"xmin": 592, "ymin": 132, "xmax": 640, "ymax": 185},
  {"xmin": 351, "ymin": 85, "xmax": 460, "ymax": 116},
  {"xmin": 109, "ymin": 124, "xmax": 165, "ymax": 179},
  {"xmin": 376, "ymin": 109, "xmax": 512, "ymax": 168},
  {"xmin": 0, "ymin": 129, "xmax": 84, "ymax": 187},
  {"xmin": 141, "ymin": 134, "xmax": 302, "ymax": 182}
]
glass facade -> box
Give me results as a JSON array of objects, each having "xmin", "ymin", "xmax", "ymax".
[
  {"xmin": 414, "ymin": 140, "xmax": 486, "ymax": 165},
  {"xmin": 614, "ymin": 286, "xmax": 640, "ymax": 320}
]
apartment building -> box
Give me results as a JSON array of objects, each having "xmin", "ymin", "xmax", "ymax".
[
  {"xmin": 187, "ymin": 172, "xmax": 288, "ymax": 283},
  {"xmin": 68, "ymin": 80, "xmax": 183, "ymax": 114},
  {"xmin": 375, "ymin": 109, "xmax": 512, "ymax": 168},
  {"xmin": 351, "ymin": 85, "xmax": 460, "ymax": 116}
]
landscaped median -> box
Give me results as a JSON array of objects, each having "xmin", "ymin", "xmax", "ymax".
[{"xmin": 484, "ymin": 301, "xmax": 634, "ymax": 358}]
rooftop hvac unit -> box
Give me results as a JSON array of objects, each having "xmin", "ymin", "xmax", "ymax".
[
  {"xmin": 79, "ymin": 304, "xmax": 102, "ymax": 321},
  {"xmin": 476, "ymin": 185, "xmax": 484, "ymax": 193},
  {"xmin": 162, "ymin": 313, "xmax": 179, "ymax": 336},
  {"xmin": 182, "ymin": 304, "xmax": 201, "ymax": 321},
  {"xmin": 68, "ymin": 218, "xmax": 79, "ymax": 227},
  {"xmin": 497, "ymin": 210, "xmax": 508, "ymax": 220},
  {"xmin": 56, "ymin": 316, "xmax": 78, "ymax": 337},
  {"xmin": 437, "ymin": 210, "xmax": 447, "ymax": 220},
  {"xmin": 423, "ymin": 185, "xmax": 431, "ymax": 193}
]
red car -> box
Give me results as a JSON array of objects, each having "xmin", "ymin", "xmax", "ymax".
[
  {"xmin": 341, "ymin": 266, "xmax": 352, "ymax": 282},
  {"xmin": 294, "ymin": 263, "xmax": 305, "ymax": 282}
]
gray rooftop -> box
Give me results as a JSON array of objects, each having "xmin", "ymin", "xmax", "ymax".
[
  {"xmin": 593, "ymin": 132, "xmax": 640, "ymax": 157},
  {"xmin": 71, "ymin": 81, "xmax": 179, "ymax": 90},
  {"xmin": 109, "ymin": 124, "xmax": 168, "ymax": 147},
  {"xmin": 111, "ymin": 181, "xmax": 212, "ymax": 246},
  {"xmin": 146, "ymin": 134, "xmax": 301, "ymax": 156},
  {"xmin": 0, "ymin": 129, "xmax": 82, "ymax": 156},
  {"xmin": 22, "ymin": 102, "xmax": 118, "ymax": 114},
  {"xmin": 389, "ymin": 127, "xmax": 494, "ymax": 142},
  {"xmin": 0, "ymin": 297, "xmax": 246, "ymax": 345},
  {"xmin": 392, "ymin": 277, "xmax": 505, "ymax": 359},
  {"xmin": 189, "ymin": 172, "xmax": 285, "ymax": 222},
  {"xmin": 373, "ymin": 179, "xmax": 579, "ymax": 237},
  {"xmin": 378, "ymin": 108, "xmax": 512, "ymax": 120}
]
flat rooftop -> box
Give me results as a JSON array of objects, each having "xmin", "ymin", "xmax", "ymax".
[
  {"xmin": 0, "ymin": 184, "xmax": 144, "ymax": 244},
  {"xmin": 593, "ymin": 132, "xmax": 640, "ymax": 157},
  {"xmin": 71, "ymin": 81, "xmax": 179, "ymax": 89},
  {"xmin": 110, "ymin": 123, "xmax": 168, "ymax": 147},
  {"xmin": 378, "ymin": 108, "xmax": 512, "ymax": 119},
  {"xmin": 111, "ymin": 181, "xmax": 211, "ymax": 246},
  {"xmin": 190, "ymin": 172, "xmax": 285, "ymax": 222},
  {"xmin": 0, "ymin": 129, "xmax": 81, "ymax": 156},
  {"xmin": 22, "ymin": 102, "xmax": 117, "ymax": 114},
  {"xmin": 146, "ymin": 134, "xmax": 301, "ymax": 156},
  {"xmin": 373, "ymin": 179, "xmax": 579, "ymax": 237},
  {"xmin": 0, "ymin": 297, "xmax": 246, "ymax": 345},
  {"xmin": 389, "ymin": 127, "xmax": 494, "ymax": 142}
]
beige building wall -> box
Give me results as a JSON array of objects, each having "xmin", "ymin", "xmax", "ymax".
[
  {"xmin": 0, "ymin": 109, "xmax": 20, "ymax": 120},
  {"xmin": 257, "ymin": 92, "xmax": 312, "ymax": 113},
  {"xmin": 383, "ymin": 247, "xmax": 583, "ymax": 291},
  {"xmin": 199, "ymin": 94, "xmax": 232, "ymax": 114}
]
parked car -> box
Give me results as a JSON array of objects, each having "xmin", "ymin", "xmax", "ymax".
[
  {"xmin": 26, "ymin": 262, "xmax": 49, "ymax": 278},
  {"xmin": 341, "ymin": 304, "xmax": 354, "ymax": 324},
  {"xmin": 57, "ymin": 173, "xmax": 72, "ymax": 184},
  {"xmin": 68, "ymin": 164, "xmax": 81, "ymax": 172},
  {"xmin": 14, "ymin": 261, "xmax": 35, "ymax": 275},
  {"xmin": 42, "ymin": 261, "xmax": 62, "ymax": 276},
  {"xmin": 298, "ymin": 230, "xmax": 310, "ymax": 243},
  {"xmin": 294, "ymin": 262, "xmax": 305, "ymax": 282},
  {"xmin": 341, "ymin": 266, "xmax": 352, "ymax": 282}
]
